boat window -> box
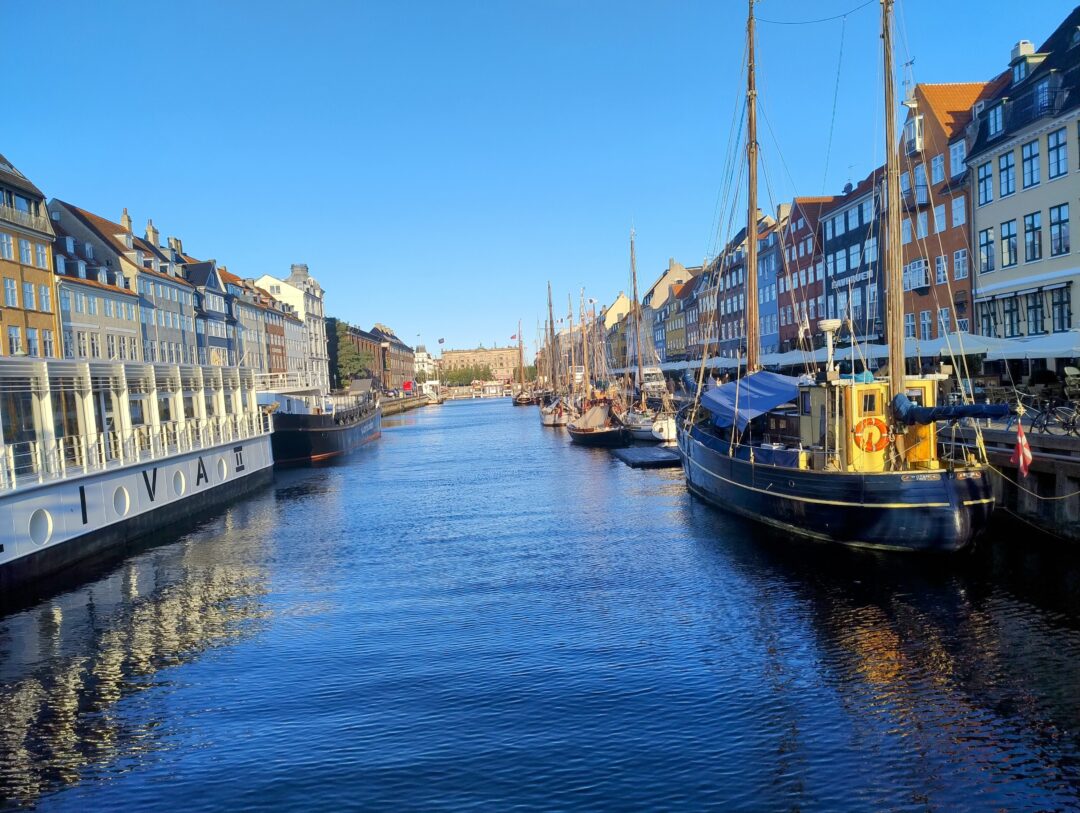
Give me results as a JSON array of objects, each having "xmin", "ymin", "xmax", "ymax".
[
  {"xmin": 861, "ymin": 393, "xmax": 878, "ymax": 415},
  {"xmin": 800, "ymin": 391, "xmax": 811, "ymax": 415},
  {"xmin": 905, "ymin": 387, "xmax": 924, "ymax": 407}
]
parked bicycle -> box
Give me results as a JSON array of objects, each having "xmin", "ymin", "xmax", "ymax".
[{"xmin": 1003, "ymin": 392, "xmax": 1079, "ymax": 436}]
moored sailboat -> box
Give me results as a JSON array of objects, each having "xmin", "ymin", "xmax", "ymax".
[{"xmin": 676, "ymin": 0, "xmax": 1009, "ymax": 552}]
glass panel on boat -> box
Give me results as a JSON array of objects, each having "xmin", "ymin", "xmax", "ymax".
[{"xmin": 0, "ymin": 366, "xmax": 43, "ymax": 478}]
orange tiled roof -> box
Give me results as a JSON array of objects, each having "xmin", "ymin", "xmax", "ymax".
[
  {"xmin": 218, "ymin": 268, "xmax": 244, "ymax": 286},
  {"xmin": 918, "ymin": 74, "xmax": 1010, "ymax": 139}
]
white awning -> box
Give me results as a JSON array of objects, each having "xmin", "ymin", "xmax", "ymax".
[{"xmin": 985, "ymin": 331, "xmax": 1080, "ymax": 360}]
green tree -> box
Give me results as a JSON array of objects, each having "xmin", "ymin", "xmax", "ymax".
[
  {"xmin": 513, "ymin": 365, "xmax": 538, "ymax": 383},
  {"xmin": 334, "ymin": 320, "xmax": 374, "ymax": 387},
  {"xmin": 443, "ymin": 364, "xmax": 494, "ymax": 386}
]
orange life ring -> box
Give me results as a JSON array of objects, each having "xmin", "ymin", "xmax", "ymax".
[{"xmin": 853, "ymin": 417, "xmax": 889, "ymax": 453}]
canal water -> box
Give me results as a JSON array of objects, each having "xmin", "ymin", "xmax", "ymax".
[{"xmin": 2, "ymin": 399, "xmax": 1080, "ymax": 811}]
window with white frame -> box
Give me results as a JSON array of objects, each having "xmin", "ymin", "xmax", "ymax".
[
  {"xmin": 935, "ymin": 255, "xmax": 947, "ymax": 284},
  {"xmin": 954, "ymin": 249, "xmax": 969, "ymax": 280},
  {"xmin": 938, "ymin": 307, "xmax": 951, "ymax": 333},
  {"xmin": 950, "ymin": 140, "xmax": 966, "ymax": 177},
  {"xmin": 904, "ymin": 312, "xmax": 916, "ymax": 338},
  {"xmin": 951, "ymin": 195, "xmax": 965, "ymax": 227},
  {"xmin": 934, "ymin": 204, "xmax": 945, "ymax": 233},
  {"xmin": 931, "ymin": 154, "xmax": 945, "ymax": 184},
  {"xmin": 920, "ymin": 310, "xmax": 933, "ymax": 340},
  {"xmin": 988, "ymin": 104, "xmax": 1004, "ymax": 137},
  {"xmin": 916, "ymin": 210, "xmax": 928, "ymax": 239}
]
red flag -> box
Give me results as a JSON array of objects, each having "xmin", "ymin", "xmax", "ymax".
[
  {"xmin": 1010, "ymin": 421, "xmax": 1032, "ymax": 477},
  {"xmin": 510, "ymin": 334, "xmax": 517, "ymax": 340}
]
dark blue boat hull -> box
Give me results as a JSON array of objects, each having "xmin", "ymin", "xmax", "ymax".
[
  {"xmin": 678, "ymin": 425, "xmax": 995, "ymax": 552},
  {"xmin": 272, "ymin": 406, "xmax": 381, "ymax": 466}
]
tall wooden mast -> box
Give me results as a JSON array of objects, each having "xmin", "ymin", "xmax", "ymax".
[
  {"xmin": 630, "ymin": 229, "xmax": 646, "ymax": 409},
  {"xmin": 580, "ymin": 290, "xmax": 591, "ymax": 402},
  {"xmin": 517, "ymin": 319, "xmax": 525, "ymax": 392},
  {"xmin": 882, "ymin": 0, "xmax": 905, "ymax": 415},
  {"xmin": 547, "ymin": 282, "xmax": 558, "ymax": 391},
  {"xmin": 568, "ymin": 294, "xmax": 576, "ymax": 399},
  {"xmin": 744, "ymin": 0, "xmax": 760, "ymax": 371}
]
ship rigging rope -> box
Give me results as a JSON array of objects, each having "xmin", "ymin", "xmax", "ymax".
[
  {"xmin": 756, "ymin": 0, "xmax": 876, "ymax": 26},
  {"xmin": 820, "ymin": 14, "xmax": 847, "ymax": 195},
  {"xmin": 987, "ymin": 463, "xmax": 1080, "ymax": 501}
]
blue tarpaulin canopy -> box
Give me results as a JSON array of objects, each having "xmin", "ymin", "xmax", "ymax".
[{"xmin": 701, "ymin": 371, "xmax": 801, "ymax": 432}]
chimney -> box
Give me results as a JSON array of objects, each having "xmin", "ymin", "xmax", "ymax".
[
  {"xmin": 120, "ymin": 207, "xmax": 132, "ymax": 233},
  {"xmin": 145, "ymin": 218, "xmax": 159, "ymax": 247},
  {"xmin": 290, "ymin": 263, "xmax": 309, "ymax": 279},
  {"xmin": 1011, "ymin": 39, "xmax": 1034, "ymax": 62}
]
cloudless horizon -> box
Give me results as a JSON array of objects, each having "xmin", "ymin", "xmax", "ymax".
[{"xmin": 3, "ymin": 0, "xmax": 1072, "ymax": 359}]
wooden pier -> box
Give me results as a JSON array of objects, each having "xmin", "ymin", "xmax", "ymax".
[
  {"xmin": 610, "ymin": 446, "xmax": 682, "ymax": 469},
  {"xmin": 949, "ymin": 426, "xmax": 1080, "ymax": 541}
]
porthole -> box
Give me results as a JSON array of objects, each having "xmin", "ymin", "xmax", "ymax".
[
  {"xmin": 113, "ymin": 486, "xmax": 130, "ymax": 517},
  {"xmin": 173, "ymin": 470, "xmax": 186, "ymax": 497},
  {"xmin": 28, "ymin": 509, "xmax": 53, "ymax": 546}
]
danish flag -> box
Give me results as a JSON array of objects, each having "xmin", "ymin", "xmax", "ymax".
[{"xmin": 1010, "ymin": 421, "xmax": 1032, "ymax": 477}]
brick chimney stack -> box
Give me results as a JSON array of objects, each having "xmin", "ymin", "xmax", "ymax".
[
  {"xmin": 146, "ymin": 218, "xmax": 159, "ymax": 247},
  {"xmin": 120, "ymin": 207, "xmax": 132, "ymax": 233}
]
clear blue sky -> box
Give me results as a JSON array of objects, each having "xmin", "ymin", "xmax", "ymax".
[{"xmin": 3, "ymin": 0, "xmax": 1071, "ymax": 358}]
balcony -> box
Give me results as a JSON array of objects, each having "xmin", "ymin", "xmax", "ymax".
[
  {"xmin": 902, "ymin": 183, "xmax": 929, "ymax": 211},
  {"xmin": 0, "ymin": 203, "xmax": 51, "ymax": 234},
  {"xmin": 1005, "ymin": 86, "xmax": 1067, "ymax": 133}
]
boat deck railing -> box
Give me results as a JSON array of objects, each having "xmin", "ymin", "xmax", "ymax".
[{"xmin": 0, "ymin": 412, "xmax": 272, "ymax": 494}]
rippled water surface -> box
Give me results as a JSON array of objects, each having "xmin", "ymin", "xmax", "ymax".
[{"xmin": 3, "ymin": 399, "xmax": 1080, "ymax": 811}]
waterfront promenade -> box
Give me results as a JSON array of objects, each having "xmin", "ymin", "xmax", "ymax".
[{"xmin": 1, "ymin": 400, "xmax": 1079, "ymax": 810}]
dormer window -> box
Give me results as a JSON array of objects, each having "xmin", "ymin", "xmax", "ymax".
[
  {"xmin": 56, "ymin": 256, "xmax": 66, "ymax": 275},
  {"xmin": 1072, "ymin": 27, "xmax": 1080, "ymax": 48},
  {"xmin": 97, "ymin": 269, "xmax": 107, "ymax": 284},
  {"xmin": 77, "ymin": 261, "xmax": 87, "ymax": 279},
  {"xmin": 65, "ymin": 236, "xmax": 75, "ymax": 253},
  {"xmin": 85, "ymin": 243, "xmax": 93, "ymax": 260},
  {"xmin": 124, "ymin": 234, "xmax": 133, "ymax": 249},
  {"xmin": 904, "ymin": 115, "xmax": 923, "ymax": 155},
  {"xmin": 988, "ymin": 104, "xmax": 1004, "ymax": 137},
  {"xmin": 1013, "ymin": 60, "xmax": 1027, "ymax": 84}
]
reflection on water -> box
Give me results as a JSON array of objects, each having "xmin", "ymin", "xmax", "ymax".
[
  {"xmin": 2, "ymin": 399, "xmax": 1080, "ymax": 811},
  {"xmin": 0, "ymin": 507, "xmax": 272, "ymax": 807}
]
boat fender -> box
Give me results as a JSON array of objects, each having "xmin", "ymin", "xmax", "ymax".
[{"xmin": 853, "ymin": 417, "xmax": 889, "ymax": 453}]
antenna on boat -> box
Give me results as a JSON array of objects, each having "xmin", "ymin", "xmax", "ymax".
[{"xmin": 819, "ymin": 318, "xmax": 842, "ymax": 373}]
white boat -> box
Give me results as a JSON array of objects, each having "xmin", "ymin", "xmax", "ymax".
[
  {"xmin": 651, "ymin": 414, "xmax": 677, "ymax": 443},
  {"xmin": 622, "ymin": 408, "xmax": 659, "ymax": 442},
  {"xmin": 0, "ymin": 358, "xmax": 274, "ymax": 594},
  {"xmin": 540, "ymin": 398, "xmax": 569, "ymax": 426}
]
